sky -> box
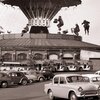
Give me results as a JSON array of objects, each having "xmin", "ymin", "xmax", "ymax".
[{"xmin": 0, "ymin": 0, "xmax": 100, "ymax": 46}]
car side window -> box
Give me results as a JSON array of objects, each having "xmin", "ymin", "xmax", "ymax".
[
  {"xmin": 54, "ymin": 77, "xmax": 59, "ymax": 84},
  {"xmin": 9, "ymin": 73, "xmax": 16, "ymax": 76},
  {"xmin": 16, "ymin": 73, "xmax": 22, "ymax": 77},
  {"xmin": 60, "ymin": 77, "xmax": 66, "ymax": 84}
]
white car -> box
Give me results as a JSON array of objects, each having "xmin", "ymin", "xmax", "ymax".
[
  {"xmin": 95, "ymin": 71, "xmax": 100, "ymax": 75},
  {"xmin": 66, "ymin": 64, "xmax": 77, "ymax": 71},
  {"xmin": 21, "ymin": 70, "xmax": 45, "ymax": 82},
  {"xmin": 20, "ymin": 71, "xmax": 36, "ymax": 83},
  {"xmin": 82, "ymin": 74, "xmax": 100, "ymax": 85},
  {"xmin": 79, "ymin": 64, "xmax": 91, "ymax": 71},
  {"xmin": 44, "ymin": 74, "xmax": 100, "ymax": 100},
  {"xmin": 57, "ymin": 64, "xmax": 77, "ymax": 72}
]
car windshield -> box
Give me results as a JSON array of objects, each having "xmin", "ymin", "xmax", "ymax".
[{"xmin": 66, "ymin": 76, "xmax": 89, "ymax": 83}]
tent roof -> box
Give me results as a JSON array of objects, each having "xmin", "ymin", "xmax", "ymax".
[{"xmin": 1, "ymin": 0, "xmax": 81, "ymax": 7}]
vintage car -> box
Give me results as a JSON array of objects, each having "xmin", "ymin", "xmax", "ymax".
[
  {"xmin": 82, "ymin": 74, "xmax": 100, "ymax": 85},
  {"xmin": 40, "ymin": 69, "xmax": 54, "ymax": 80},
  {"xmin": 28, "ymin": 70, "xmax": 45, "ymax": 82},
  {"xmin": 21, "ymin": 70, "xmax": 38, "ymax": 83},
  {"xmin": 78, "ymin": 64, "xmax": 92, "ymax": 71},
  {"xmin": 21, "ymin": 70, "xmax": 46, "ymax": 82},
  {"xmin": 44, "ymin": 74, "xmax": 100, "ymax": 100},
  {"xmin": 95, "ymin": 71, "xmax": 100, "ymax": 75},
  {"xmin": 5, "ymin": 71, "xmax": 29, "ymax": 85},
  {"xmin": 0, "ymin": 72, "xmax": 13, "ymax": 88},
  {"xmin": 64, "ymin": 64, "xmax": 77, "ymax": 71}
]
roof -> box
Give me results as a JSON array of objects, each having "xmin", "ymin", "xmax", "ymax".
[
  {"xmin": 1, "ymin": 0, "xmax": 81, "ymax": 7},
  {"xmin": 0, "ymin": 38, "xmax": 100, "ymax": 51}
]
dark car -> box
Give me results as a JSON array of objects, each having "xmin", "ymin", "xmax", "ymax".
[
  {"xmin": 40, "ymin": 69, "xmax": 54, "ymax": 80},
  {"xmin": 6, "ymin": 71, "xmax": 28, "ymax": 85},
  {"xmin": 0, "ymin": 72, "xmax": 13, "ymax": 88}
]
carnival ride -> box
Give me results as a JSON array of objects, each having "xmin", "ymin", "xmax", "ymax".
[{"xmin": 0, "ymin": 0, "xmax": 81, "ymax": 33}]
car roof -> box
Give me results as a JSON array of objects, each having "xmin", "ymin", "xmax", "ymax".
[
  {"xmin": 82, "ymin": 74, "xmax": 100, "ymax": 78},
  {"xmin": 95, "ymin": 71, "xmax": 100, "ymax": 73},
  {"xmin": 4, "ymin": 71, "xmax": 23, "ymax": 74},
  {"xmin": 54, "ymin": 74, "xmax": 81, "ymax": 77},
  {"xmin": 0, "ymin": 72, "xmax": 8, "ymax": 74}
]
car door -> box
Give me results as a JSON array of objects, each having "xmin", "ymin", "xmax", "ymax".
[
  {"xmin": 9, "ymin": 72, "xmax": 17, "ymax": 84},
  {"xmin": 58, "ymin": 77, "xmax": 68, "ymax": 98},
  {"xmin": 52, "ymin": 77, "xmax": 60, "ymax": 97},
  {"xmin": 9, "ymin": 72, "xmax": 21, "ymax": 84}
]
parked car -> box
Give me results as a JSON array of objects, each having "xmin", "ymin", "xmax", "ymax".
[
  {"xmin": 40, "ymin": 69, "xmax": 54, "ymax": 80},
  {"xmin": 21, "ymin": 70, "xmax": 38, "ymax": 83},
  {"xmin": 44, "ymin": 74, "xmax": 100, "ymax": 100},
  {"xmin": 5, "ymin": 71, "xmax": 28, "ymax": 85},
  {"xmin": 29, "ymin": 70, "xmax": 45, "ymax": 82},
  {"xmin": 95, "ymin": 71, "xmax": 100, "ymax": 75},
  {"xmin": 64, "ymin": 64, "xmax": 77, "ymax": 71},
  {"xmin": 0, "ymin": 72, "xmax": 13, "ymax": 88},
  {"xmin": 82, "ymin": 74, "xmax": 100, "ymax": 85},
  {"xmin": 56, "ymin": 64, "xmax": 77, "ymax": 72},
  {"xmin": 78, "ymin": 64, "xmax": 92, "ymax": 71}
]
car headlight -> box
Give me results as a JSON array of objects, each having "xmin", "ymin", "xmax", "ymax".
[{"xmin": 78, "ymin": 87, "xmax": 83, "ymax": 92}]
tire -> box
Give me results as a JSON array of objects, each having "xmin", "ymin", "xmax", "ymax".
[
  {"xmin": 21, "ymin": 80, "xmax": 27, "ymax": 85},
  {"xmin": 39, "ymin": 77, "xmax": 44, "ymax": 82},
  {"xmin": 48, "ymin": 90, "xmax": 55, "ymax": 100},
  {"xmin": 70, "ymin": 92, "xmax": 78, "ymax": 100},
  {"xmin": 1, "ymin": 82, "xmax": 8, "ymax": 88}
]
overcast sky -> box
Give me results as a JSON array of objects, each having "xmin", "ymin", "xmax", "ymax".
[{"xmin": 0, "ymin": 0, "xmax": 100, "ymax": 45}]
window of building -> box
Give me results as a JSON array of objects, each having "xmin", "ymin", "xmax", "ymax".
[
  {"xmin": 3, "ymin": 53, "xmax": 12, "ymax": 61},
  {"xmin": 17, "ymin": 53, "xmax": 27, "ymax": 61},
  {"xmin": 33, "ymin": 53, "xmax": 43, "ymax": 60},
  {"xmin": 49, "ymin": 54, "xmax": 58, "ymax": 60}
]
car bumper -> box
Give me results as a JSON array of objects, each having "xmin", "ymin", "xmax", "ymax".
[{"xmin": 77, "ymin": 93, "xmax": 100, "ymax": 98}]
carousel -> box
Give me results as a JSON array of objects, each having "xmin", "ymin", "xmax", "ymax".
[{"xmin": 0, "ymin": 0, "xmax": 100, "ymax": 70}]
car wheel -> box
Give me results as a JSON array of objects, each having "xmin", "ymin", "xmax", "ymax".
[
  {"xmin": 1, "ymin": 82, "xmax": 8, "ymax": 88},
  {"xmin": 39, "ymin": 77, "xmax": 44, "ymax": 82},
  {"xmin": 48, "ymin": 90, "xmax": 55, "ymax": 100},
  {"xmin": 70, "ymin": 92, "xmax": 78, "ymax": 100},
  {"xmin": 21, "ymin": 80, "xmax": 27, "ymax": 85}
]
